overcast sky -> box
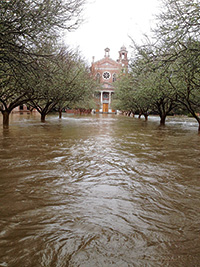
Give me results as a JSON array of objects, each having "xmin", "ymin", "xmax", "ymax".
[{"xmin": 65, "ymin": 0, "xmax": 160, "ymax": 64}]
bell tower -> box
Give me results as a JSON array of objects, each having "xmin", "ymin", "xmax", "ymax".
[
  {"xmin": 118, "ymin": 45, "xmax": 128, "ymax": 67},
  {"xmin": 104, "ymin": 47, "xmax": 110, "ymax": 58}
]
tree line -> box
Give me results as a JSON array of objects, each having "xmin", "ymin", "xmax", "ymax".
[
  {"xmin": 0, "ymin": 0, "xmax": 96, "ymax": 128},
  {"xmin": 114, "ymin": 0, "xmax": 200, "ymax": 132}
]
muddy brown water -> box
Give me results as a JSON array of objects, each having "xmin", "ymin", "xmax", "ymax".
[{"xmin": 0, "ymin": 113, "xmax": 200, "ymax": 267}]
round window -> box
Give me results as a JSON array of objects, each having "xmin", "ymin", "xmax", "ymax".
[{"xmin": 102, "ymin": 71, "xmax": 111, "ymax": 80}]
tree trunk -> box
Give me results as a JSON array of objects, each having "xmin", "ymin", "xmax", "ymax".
[
  {"xmin": 138, "ymin": 112, "xmax": 142, "ymax": 119},
  {"xmin": 197, "ymin": 120, "xmax": 200, "ymax": 134},
  {"xmin": 59, "ymin": 109, "xmax": 62, "ymax": 119},
  {"xmin": 2, "ymin": 110, "xmax": 10, "ymax": 129},
  {"xmin": 160, "ymin": 114, "xmax": 166, "ymax": 125},
  {"xmin": 144, "ymin": 114, "xmax": 148, "ymax": 121},
  {"xmin": 41, "ymin": 113, "xmax": 46, "ymax": 122},
  {"xmin": 191, "ymin": 112, "xmax": 200, "ymax": 133}
]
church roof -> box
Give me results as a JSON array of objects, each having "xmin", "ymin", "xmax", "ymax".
[
  {"xmin": 92, "ymin": 48, "xmax": 121, "ymax": 66},
  {"xmin": 93, "ymin": 57, "xmax": 120, "ymax": 66}
]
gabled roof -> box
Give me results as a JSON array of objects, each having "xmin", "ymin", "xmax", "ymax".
[{"xmin": 93, "ymin": 57, "xmax": 120, "ymax": 67}]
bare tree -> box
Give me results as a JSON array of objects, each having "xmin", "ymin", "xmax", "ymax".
[{"xmin": 0, "ymin": 0, "xmax": 85, "ymax": 128}]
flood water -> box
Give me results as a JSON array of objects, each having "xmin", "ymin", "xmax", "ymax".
[{"xmin": 0, "ymin": 113, "xmax": 200, "ymax": 267}]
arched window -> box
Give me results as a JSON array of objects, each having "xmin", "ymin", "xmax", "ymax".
[
  {"xmin": 113, "ymin": 73, "xmax": 117, "ymax": 82},
  {"xmin": 96, "ymin": 73, "xmax": 100, "ymax": 83},
  {"xmin": 94, "ymin": 92, "xmax": 101, "ymax": 99}
]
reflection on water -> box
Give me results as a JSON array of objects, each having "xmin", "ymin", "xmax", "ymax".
[{"xmin": 0, "ymin": 113, "xmax": 200, "ymax": 266}]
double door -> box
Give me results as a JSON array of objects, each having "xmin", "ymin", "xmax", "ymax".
[{"xmin": 103, "ymin": 103, "xmax": 109, "ymax": 113}]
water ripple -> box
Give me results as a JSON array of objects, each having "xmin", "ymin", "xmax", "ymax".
[{"xmin": 0, "ymin": 114, "xmax": 200, "ymax": 266}]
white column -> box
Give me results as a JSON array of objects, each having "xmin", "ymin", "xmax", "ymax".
[
  {"xmin": 100, "ymin": 91, "xmax": 103, "ymax": 112},
  {"xmin": 101, "ymin": 91, "xmax": 103, "ymax": 104},
  {"xmin": 109, "ymin": 92, "xmax": 112, "ymax": 112},
  {"xmin": 109, "ymin": 92, "xmax": 111, "ymax": 105}
]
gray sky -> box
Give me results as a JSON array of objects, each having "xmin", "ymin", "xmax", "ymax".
[{"xmin": 65, "ymin": 0, "xmax": 160, "ymax": 64}]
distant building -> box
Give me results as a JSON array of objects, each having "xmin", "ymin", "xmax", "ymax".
[
  {"xmin": 12, "ymin": 105, "xmax": 36, "ymax": 113},
  {"xmin": 91, "ymin": 46, "xmax": 128, "ymax": 113},
  {"xmin": 12, "ymin": 104, "xmax": 30, "ymax": 113}
]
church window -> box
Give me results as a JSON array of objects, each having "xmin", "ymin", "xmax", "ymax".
[
  {"xmin": 102, "ymin": 71, "xmax": 111, "ymax": 80},
  {"xmin": 94, "ymin": 92, "xmax": 101, "ymax": 99},
  {"xmin": 113, "ymin": 73, "xmax": 117, "ymax": 82},
  {"xmin": 96, "ymin": 73, "xmax": 100, "ymax": 83}
]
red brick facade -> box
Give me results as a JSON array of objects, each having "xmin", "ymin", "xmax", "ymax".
[{"xmin": 91, "ymin": 46, "xmax": 128, "ymax": 113}]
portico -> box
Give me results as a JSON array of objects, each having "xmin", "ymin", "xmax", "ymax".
[{"xmin": 99, "ymin": 90, "xmax": 114, "ymax": 113}]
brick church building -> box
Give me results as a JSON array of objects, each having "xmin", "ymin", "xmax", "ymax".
[{"xmin": 91, "ymin": 46, "xmax": 128, "ymax": 113}]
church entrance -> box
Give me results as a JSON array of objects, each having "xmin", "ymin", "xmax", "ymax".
[{"xmin": 103, "ymin": 103, "xmax": 109, "ymax": 113}]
